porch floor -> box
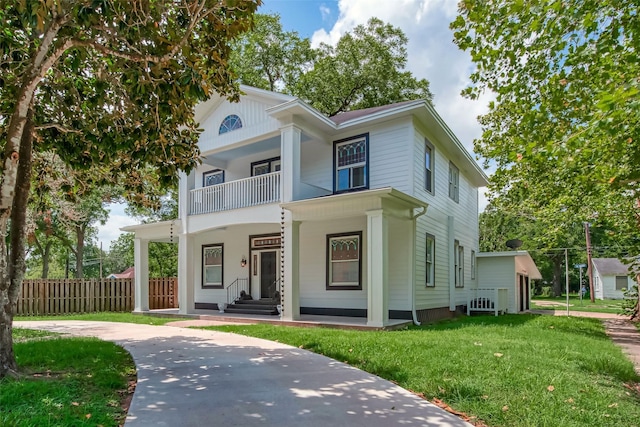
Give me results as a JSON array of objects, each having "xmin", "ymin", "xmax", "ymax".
[{"xmin": 141, "ymin": 309, "xmax": 412, "ymax": 330}]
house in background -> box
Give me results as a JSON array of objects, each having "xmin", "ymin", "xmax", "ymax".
[
  {"xmin": 107, "ymin": 266, "xmax": 135, "ymax": 279},
  {"xmin": 592, "ymin": 258, "xmax": 635, "ymax": 300},
  {"xmin": 475, "ymin": 251, "xmax": 542, "ymax": 314},
  {"xmin": 123, "ymin": 85, "xmax": 488, "ymax": 327}
]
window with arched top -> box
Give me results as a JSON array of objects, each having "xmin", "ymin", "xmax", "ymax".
[{"xmin": 218, "ymin": 114, "xmax": 243, "ymax": 134}]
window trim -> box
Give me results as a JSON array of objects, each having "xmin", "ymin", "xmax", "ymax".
[
  {"xmin": 454, "ymin": 240, "xmax": 464, "ymax": 288},
  {"xmin": 426, "ymin": 233, "xmax": 435, "ymax": 287},
  {"xmin": 448, "ymin": 162, "xmax": 460, "ymax": 203},
  {"xmin": 250, "ymin": 156, "xmax": 281, "ymax": 176},
  {"xmin": 218, "ymin": 114, "xmax": 243, "ymax": 134},
  {"xmin": 471, "ymin": 249, "xmax": 476, "ymax": 280},
  {"xmin": 333, "ymin": 134, "xmax": 369, "ymax": 194},
  {"xmin": 202, "ymin": 243, "xmax": 224, "ymax": 289},
  {"xmin": 203, "ymin": 169, "xmax": 225, "ymax": 187},
  {"xmin": 425, "ymin": 139, "xmax": 435, "ymax": 194},
  {"xmin": 326, "ymin": 231, "xmax": 363, "ymax": 290},
  {"xmin": 615, "ymin": 275, "xmax": 628, "ymax": 290}
]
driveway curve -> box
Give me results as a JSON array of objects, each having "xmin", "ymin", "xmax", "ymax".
[{"xmin": 15, "ymin": 321, "xmax": 472, "ymax": 427}]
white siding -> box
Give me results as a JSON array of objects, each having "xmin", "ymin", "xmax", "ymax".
[
  {"xmin": 477, "ymin": 257, "xmax": 517, "ymax": 313},
  {"xmin": 198, "ymin": 98, "xmax": 282, "ymax": 153},
  {"xmin": 299, "ymin": 217, "xmax": 367, "ymax": 309},
  {"xmin": 412, "ymin": 125, "xmax": 481, "ymax": 310},
  {"xmin": 192, "ymin": 224, "xmax": 279, "ymax": 304},
  {"xmin": 300, "ymin": 140, "xmax": 332, "ymax": 191}
]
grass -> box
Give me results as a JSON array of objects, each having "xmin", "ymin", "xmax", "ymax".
[
  {"xmin": 531, "ymin": 295, "xmax": 627, "ymax": 314},
  {"xmin": 202, "ymin": 315, "xmax": 640, "ymax": 427},
  {"xmin": 1, "ymin": 328, "xmax": 136, "ymax": 427},
  {"xmin": 14, "ymin": 312, "xmax": 182, "ymax": 325}
]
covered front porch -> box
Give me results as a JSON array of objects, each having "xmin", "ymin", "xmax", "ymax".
[{"xmin": 281, "ymin": 187, "xmax": 427, "ymax": 328}]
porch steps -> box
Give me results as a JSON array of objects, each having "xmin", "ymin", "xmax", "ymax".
[{"xmin": 224, "ymin": 299, "xmax": 279, "ymax": 315}]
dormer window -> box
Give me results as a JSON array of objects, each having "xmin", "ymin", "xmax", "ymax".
[{"xmin": 218, "ymin": 114, "xmax": 242, "ymax": 134}]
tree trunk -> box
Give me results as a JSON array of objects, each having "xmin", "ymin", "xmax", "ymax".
[
  {"xmin": 0, "ymin": 108, "xmax": 34, "ymax": 378},
  {"xmin": 75, "ymin": 226, "xmax": 85, "ymax": 279},
  {"xmin": 551, "ymin": 254, "xmax": 563, "ymax": 297},
  {"xmin": 41, "ymin": 241, "xmax": 52, "ymax": 279}
]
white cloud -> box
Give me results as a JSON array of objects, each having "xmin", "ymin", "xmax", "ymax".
[
  {"xmin": 310, "ymin": 0, "xmax": 494, "ymax": 202},
  {"xmin": 97, "ymin": 203, "xmax": 138, "ymax": 250},
  {"xmin": 319, "ymin": 4, "xmax": 332, "ymax": 21}
]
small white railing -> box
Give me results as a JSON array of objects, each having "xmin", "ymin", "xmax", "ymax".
[
  {"xmin": 189, "ymin": 172, "xmax": 281, "ymax": 215},
  {"xmin": 467, "ymin": 288, "xmax": 508, "ymax": 316}
]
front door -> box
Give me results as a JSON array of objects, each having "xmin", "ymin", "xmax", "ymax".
[{"xmin": 260, "ymin": 251, "xmax": 277, "ymax": 299}]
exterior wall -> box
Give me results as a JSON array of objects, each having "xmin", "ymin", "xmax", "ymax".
[
  {"xmin": 300, "ymin": 140, "xmax": 332, "ymax": 192},
  {"xmin": 411, "ymin": 125, "xmax": 480, "ymax": 311},
  {"xmin": 197, "ymin": 97, "xmax": 282, "ymax": 154},
  {"xmin": 332, "ymin": 117, "xmax": 414, "ymax": 194},
  {"xmin": 191, "ymin": 223, "xmax": 279, "ymax": 305},
  {"xmin": 297, "ymin": 215, "xmax": 412, "ymax": 312},
  {"xmin": 595, "ymin": 271, "xmax": 633, "ymax": 300},
  {"xmin": 299, "ymin": 217, "xmax": 368, "ymax": 310},
  {"xmin": 477, "ymin": 257, "xmax": 517, "ymax": 313}
]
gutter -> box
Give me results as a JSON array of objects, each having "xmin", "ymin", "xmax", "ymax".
[{"xmin": 411, "ymin": 206, "xmax": 428, "ymax": 325}]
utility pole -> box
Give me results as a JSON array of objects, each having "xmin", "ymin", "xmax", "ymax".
[{"xmin": 584, "ymin": 222, "xmax": 595, "ymax": 302}]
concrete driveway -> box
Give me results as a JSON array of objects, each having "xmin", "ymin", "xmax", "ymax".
[{"xmin": 15, "ymin": 321, "xmax": 472, "ymax": 427}]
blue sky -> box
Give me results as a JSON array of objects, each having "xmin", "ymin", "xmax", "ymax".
[{"xmin": 98, "ymin": 0, "xmax": 492, "ymax": 250}]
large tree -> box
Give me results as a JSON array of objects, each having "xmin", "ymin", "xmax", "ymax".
[
  {"xmin": 451, "ymin": 1, "xmax": 640, "ymax": 312},
  {"xmin": 231, "ymin": 15, "xmax": 433, "ymax": 116},
  {"xmin": 0, "ymin": 0, "xmax": 259, "ymax": 378}
]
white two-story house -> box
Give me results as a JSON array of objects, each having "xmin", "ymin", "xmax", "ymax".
[{"xmin": 124, "ymin": 86, "xmax": 488, "ymax": 327}]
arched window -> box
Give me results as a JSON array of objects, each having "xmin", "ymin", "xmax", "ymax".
[{"xmin": 218, "ymin": 114, "xmax": 243, "ymax": 134}]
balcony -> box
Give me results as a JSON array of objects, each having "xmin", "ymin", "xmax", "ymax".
[{"xmin": 189, "ymin": 172, "xmax": 281, "ymax": 215}]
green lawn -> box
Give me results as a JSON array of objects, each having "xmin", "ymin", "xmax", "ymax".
[
  {"xmin": 531, "ymin": 295, "xmax": 627, "ymax": 314},
  {"xmin": 15, "ymin": 312, "xmax": 182, "ymax": 325},
  {"xmin": 1, "ymin": 328, "xmax": 136, "ymax": 427},
  {"xmin": 203, "ymin": 315, "xmax": 640, "ymax": 427}
]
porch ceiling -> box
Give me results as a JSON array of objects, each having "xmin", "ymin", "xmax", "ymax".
[
  {"xmin": 120, "ymin": 220, "xmax": 181, "ymax": 243},
  {"xmin": 281, "ymin": 187, "xmax": 427, "ymax": 221}
]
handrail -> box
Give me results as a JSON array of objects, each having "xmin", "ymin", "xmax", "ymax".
[
  {"xmin": 189, "ymin": 171, "xmax": 281, "ymax": 215},
  {"xmin": 226, "ymin": 277, "xmax": 250, "ymax": 304}
]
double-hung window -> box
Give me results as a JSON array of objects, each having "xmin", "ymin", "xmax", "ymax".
[
  {"xmin": 616, "ymin": 276, "xmax": 628, "ymax": 290},
  {"xmin": 334, "ymin": 135, "xmax": 368, "ymax": 193},
  {"xmin": 327, "ymin": 232, "xmax": 362, "ymax": 290},
  {"xmin": 449, "ymin": 162, "xmax": 459, "ymax": 202},
  {"xmin": 202, "ymin": 244, "xmax": 223, "ymax": 288},
  {"xmin": 425, "ymin": 139, "xmax": 434, "ymax": 194},
  {"xmin": 426, "ymin": 234, "xmax": 435, "ymax": 287}
]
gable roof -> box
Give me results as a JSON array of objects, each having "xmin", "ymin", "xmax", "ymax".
[
  {"xmin": 108, "ymin": 266, "xmax": 135, "ymax": 279},
  {"xmin": 592, "ymin": 258, "xmax": 631, "ymax": 276}
]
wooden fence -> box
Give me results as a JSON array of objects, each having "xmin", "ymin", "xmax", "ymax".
[
  {"xmin": 17, "ymin": 277, "xmax": 179, "ymax": 315},
  {"xmin": 149, "ymin": 277, "xmax": 178, "ymax": 309}
]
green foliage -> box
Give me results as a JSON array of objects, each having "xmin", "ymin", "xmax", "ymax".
[
  {"xmin": 232, "ymin": 15, "xmax": 432, "ymax": 116},
  {"xmin": 15, "ymin": 313, "xmax": 180, "ymax": 325},
  {"xmin": 453, "ymin": 1, "xmax": 639, "ymax": 307},
  {"xmin": 621, "ymin": 285, "xmax": 639, "ymax": 319},
  {"xmin": 293, "ymin": 18, "xmax": 432, "ymax": 116},
  {"xmin": 206, "ymin": 315, "xmax": 640, "ymax": 427},
  {"xmin": 229, "ymin": 13, "xmax": 313, "ymax": 91}
]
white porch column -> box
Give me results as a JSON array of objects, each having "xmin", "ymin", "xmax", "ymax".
[
  {"xmin": 281, "ymin": 124, "xmax": 302, "ymax": 202},
  {"xmin": 282, "ymin": 210, "xmax": 301, "ymax": 320},
  {"xmin": 367, "ymin": 209, "xmax": 389, "ymax": 327},
  {"xmin": 178, "ymin": 233, "xmax": 195, "ymax": 315},
  {"xmin": 133, "ymin": 238, "xmax": 149, "ymax": 312}
]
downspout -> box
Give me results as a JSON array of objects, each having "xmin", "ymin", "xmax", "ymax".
[{"xmin": 411, "ymin": 206, "xmax": 428, "ymax": 325}]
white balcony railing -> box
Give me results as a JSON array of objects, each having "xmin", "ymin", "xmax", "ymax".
[
  {"xmin": 189, "ymin": 172, "xmax": 281, "ymax": 215},
  {"xmin": 467, "ymin": 288, "xmax": 509, "ymax": 316}
]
